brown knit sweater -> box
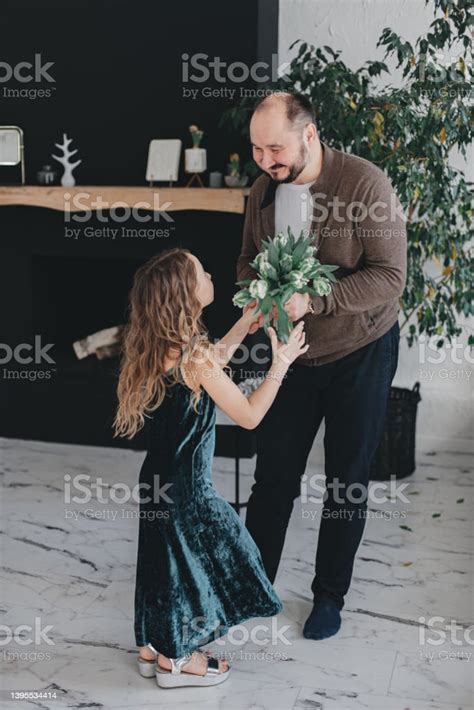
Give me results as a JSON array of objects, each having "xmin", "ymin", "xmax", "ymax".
[{"xmin": 237, "ymin": 141, "xmax": 407, "ymax": 365}]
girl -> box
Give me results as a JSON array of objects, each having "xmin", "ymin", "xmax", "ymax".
[{"xmin": 114, "ymin": 248, "xmax": 308, "ymax": 689}]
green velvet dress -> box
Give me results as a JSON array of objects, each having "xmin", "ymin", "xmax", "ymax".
[{"xmin": 134, "ymin": 378, "xmax": 283, "ymax": 658}]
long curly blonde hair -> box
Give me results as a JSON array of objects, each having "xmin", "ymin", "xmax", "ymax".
[{"xmin": 114, "ymin": 248, "xmax": 211, "ymax": 439}]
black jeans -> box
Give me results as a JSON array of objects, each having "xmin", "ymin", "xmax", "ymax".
[{"xmin": 245, "ymin": 321, "xmax": 400, "ymax": 610}]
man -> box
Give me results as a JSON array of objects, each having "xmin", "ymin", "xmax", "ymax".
[{"xmin": 237, "ymin": 92, "xmax": 407, "ymax": 640}]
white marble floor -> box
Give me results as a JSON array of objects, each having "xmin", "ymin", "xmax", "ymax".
[{"xmin": 0, "ymin": 437, "xmax": 472, "ymax": 710}]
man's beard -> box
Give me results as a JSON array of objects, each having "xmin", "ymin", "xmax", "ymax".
[{"xmin": 269, "ymin": 143, "xmax": 308, "ymax": 184}]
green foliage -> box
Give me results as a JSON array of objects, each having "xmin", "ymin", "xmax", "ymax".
[{"xmin": 221, "ymin": 0, "xmax": 473, "ymax": 346}]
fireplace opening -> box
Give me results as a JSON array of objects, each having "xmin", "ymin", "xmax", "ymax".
[{"xmin": 32, "ymin": 253, "xmax": 145, "ymax": 365}]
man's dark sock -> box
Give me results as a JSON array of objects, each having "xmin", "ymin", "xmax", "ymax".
[{"xmin": 303, "ymin": 598, "xmax": 341, "ymax": 640}]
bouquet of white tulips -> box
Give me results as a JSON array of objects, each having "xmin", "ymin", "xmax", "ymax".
[{"xmin": 233, "ymin": 228, "xmax": 338, "ymax": 343}]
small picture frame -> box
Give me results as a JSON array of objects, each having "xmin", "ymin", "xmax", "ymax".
[
  {"xmin": 0, "ymin": 126, "xmax": 25, "ymax": 184},
  {"xmin": 146, "ymin": 139, "xmax": 182, "ymax": 185}
]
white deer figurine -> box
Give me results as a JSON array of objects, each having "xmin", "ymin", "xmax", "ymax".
[{"xmin": 52, "ymin": 133, "xmax": 82, "ymax": 187}]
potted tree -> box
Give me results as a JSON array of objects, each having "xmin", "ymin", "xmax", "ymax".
[{"xmin": 221, "ymin": 0, "xmax": 473, "ymax": 479}]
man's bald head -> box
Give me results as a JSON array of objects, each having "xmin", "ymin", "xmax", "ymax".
[{"xmin": 252, "ymin": 92, "xmax": 316, "ymax": 133}]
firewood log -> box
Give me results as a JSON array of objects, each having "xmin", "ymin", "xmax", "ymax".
[
  {"xmin": 73, "ymin": 326, "xmax": 123, "ymax": 360},
  {"xmin": 95, "ymin": 343, "xmax": 122, "ymax": 360}
]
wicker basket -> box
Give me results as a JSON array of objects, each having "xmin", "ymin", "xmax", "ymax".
[{"xmin": 369, "ymin": 382, "xmax": 421, "ymax": 481}]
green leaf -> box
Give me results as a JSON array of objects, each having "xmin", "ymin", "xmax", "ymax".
[
  {"xmin": 259, "ymin": 295, "xmax": 273, "ymax": 315},
  {"xmin": 292, "ymin": 238, "xmax": 310, "ymax": 266},
  {"xmin": 275, "ymin": 302, "xmax": 292, "ymax": 343},
  {"xmin": 267, "ymin": 240, "xmax": 280, "ymax": 269}
]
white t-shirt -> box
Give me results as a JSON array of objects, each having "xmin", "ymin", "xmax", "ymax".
[{"xmin": 275, "ymin": 180, "xmax": 314, "ymax": 240}]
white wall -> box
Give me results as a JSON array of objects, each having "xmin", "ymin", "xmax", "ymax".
[{"xmin": 279, "ymin": 0, "xmax": 473, "ymax": 447}]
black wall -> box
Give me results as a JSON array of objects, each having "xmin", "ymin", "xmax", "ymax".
[
  {"xmin": 0, "ymin": 0, "xmax": 278, "ymax": 448},
  {"xmin": 0, "ymin": 0, "xmax": 260, "ymax": 183}
]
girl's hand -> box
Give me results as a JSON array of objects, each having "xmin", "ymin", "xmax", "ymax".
[
  {"xmin": 243, "ymin": 300, "xmax": 264, "ymax": 333},
  {"xmin": 268, "ymin": 322, "xmax": 309, "ymax": 367}
]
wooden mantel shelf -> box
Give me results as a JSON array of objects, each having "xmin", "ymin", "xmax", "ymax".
[{"xmin": 0, "ymin": 185, "xmax": 251, "ymax": 214}]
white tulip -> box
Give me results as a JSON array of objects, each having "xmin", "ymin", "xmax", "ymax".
[
  {"xmin": 249, "ymin": 279, "xmax": 268, "ymax": 299},
  {"xmin": 314, "ymin": 279, "xmax": 332, "ymax": 296}
]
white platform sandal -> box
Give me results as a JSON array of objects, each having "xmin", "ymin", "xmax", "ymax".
[
  {"xmin": 156, "ymin": 650, "xmax": 230, "ymax": 688},
  {"xmin": 137, "ymin": 643, "xmax": 230, "ymax": 687},
  {"xmin": 137, "ymin": 648, "xmax": 158, "ymax": 678}
]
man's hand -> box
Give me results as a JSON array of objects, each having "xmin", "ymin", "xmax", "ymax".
[
  {"xmin": 243, "ymin": 300, "xmax": 264, "ymax": 334},
  {"xmin": 243, "ymin": 293, "xmax": 311, "ymax": 334},
  {"xmin": 284, "ymin": 293, "xmax": 311, "ymax": 321}
]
